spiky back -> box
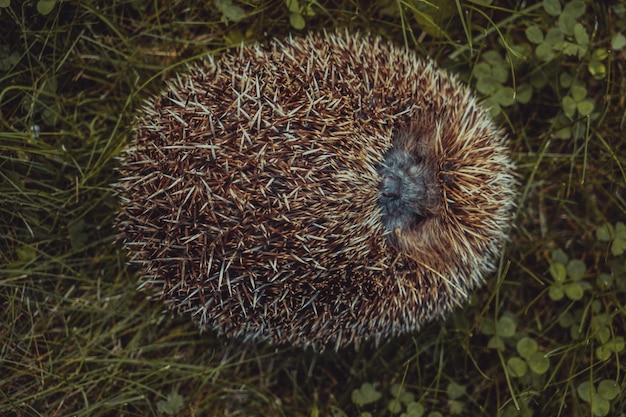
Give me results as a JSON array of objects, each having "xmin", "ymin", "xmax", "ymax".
[{"xmin": 115, "ymin": 31, "xmax": 516, "ymax": 350}]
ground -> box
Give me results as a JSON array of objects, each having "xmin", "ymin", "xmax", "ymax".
[{"xmin": 1, "ymin": 1, "xmax": 625, "ymax": 416}]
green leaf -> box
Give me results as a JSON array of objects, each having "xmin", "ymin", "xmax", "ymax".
[
  {"xmin": 16, "ymin": 244, "xmax": 36, "ymax": 262},
  {"xmin": 571, "ymin": 120, "xmax": 586, "ymax": 139},
  {"xmin": 491, "ymin": 64, "xmax": 508, "ymax": 84},
  {"xmin": 552, "ymin": 249, "xmax": 569, "ymax": 264},
  {"xmin": 487, "ymin": 335, "xmax": 505, "ymax": 350},
  {"xmin": 215, "ymin": 0, "xmax": 246, "ymax": 22},
  {"xmin": 588, "ymin": 49, "xmax": 608, "ymax": 79},
  {"xmin": 68, "ymin": 219, "xmax": 89, "ymax": 252},
  {"xmin": 596, "ymin": 273, "xmax": 613, "ymax": 290},
  {"xmin": 399, "ymin": 390, "xmax": 415, "ymax": 405},
  {"xmin": 591, "ymin": 300, "xmax": 603, "ymax": 314},
  {"xmin": 446, "ymin": 382, "xmax": 466, "ymax": 400},
  {"xmin": 409, "ymin": 0, "xmax": 457, "ymax": 38},
  {"xmin": 481, "ymin": 318, "xmax": 496, "ymax": 335},
  {"xmin": 613, "ymin": 265, "xmax": 626, "ymax": 291},
  {"xmin": 157, "ymin": 390, "xmax": 186, "ymax": 416},
  {"xmin": 527, "ymin": 352, "xmax": 550, "ymax": 375},
  {"xmin": 596, "ymin": 344, "xmax": 612, "ymax": 360},
  {"xmin": 610, "ymin": 222, "xmax": 626, "ymax": 255},
  {"xmin": 549, "ymin": 284, "xmax": 564, "ymax": 301},
  {"xmin": 516, "ymin": 337, "xmax": 538, "ymax": 358},
  {"xmin": 482, "ymin": 50, "xmax": 503, "ymax": 66},
  {"xmin": 588, "ymin": 60, "xmax": 607, "ymax": 79},
  {"xmin": 554, "ymin": 126, "xmax": 572, "ymax": 140},
  {"xmin": 285, "ymin": 0, "xmax": 300, "ymax": 13},
  {"xmin": 571, "ymin": 85, "xmax": 587, "ymax": 101},
  {"xmin": 567, "ymin": 259, "xmax": 586, "ymax": 280},
  {"xmin": 592, "ymin": 48, "xmax": 609, "ymax": 61},
  {"xmin": 577, "ymin": 99, "xmax": 595, "ymax": 116},
  {"xmin": 515, "ymin": 84, "xmax": 533, "ymax": 104},
  {"xmin": 390, "ymin": 383, "xmax": 415, "ymax": 405},
  {"xmin": 352, "ymin": 383, "xmax": 382, "ymax": 407},
  {"xmin": 37, "ymin": 0, "xmax": 56, "ymax": 15},
  {"xmin": 223, "ymin": 28, "xmax": 246, "ymax": 46},
  {"xmin": 564, "ymin": 282, "xmax": 584, "ymax": 300},
  {"xmin": 493, "ymin": 86, "xmax": 515, "ymax": 106},
  {"xmin": 612, "ymin": 33, "xmax": 626, "ymax": 50},
  {"xmin": 223, "ymin": 4, "xmax": 246, "ymax": 22},
  {"xmin": 545, "ymin": 28, "xmax": 564, "ymax": 47},
  {"xmin": 564, "ymin": 0, "xmax": 586, "ymax": 18},
  {"xmin": 507, "ymin": 357, "xmax": 527, "ymax": 377},
  {"xmin": 550, "ymin": 262, "xmax": 567, "ymax": 283},
  {"xmin": 404, "ymin": 402, "xmax": 425, "ymax": 417},
  {"xmin": 596, "ymin": 223, "xmax": 615, "ymax": 241},
  {"xmin": 597, "ymin": 380, "xmax": 620, "ymax": 400},
  {"xmin": 562, "ymin": 42, "xmax": 585, "ymax": 57},
  {"xmin": 562, "ymin": 96, "xmax": 577, "ymax": 119},
  {"xmin": 574, "ymin": 23, "xmax": 589, "ymax": 46},
  {"xmin": 496, "ymin": 316, "xmax": 516, "ymax": 338},
  {"xmin": 577, "ymin": 381, "xmax": 594, "ymax": 403},
  {"xmin": 0, "ymin": 50, "xmax": 19, "ymax": 72},
  {"xmin": 289, "ymin": 13, "xmax": 306, "ymax": 29},
  {"xmin": 558, "ymin": 312, "xmax": 575, "ymax": 328},
  {"xmin": 0, "ymin": 0, "xmax": 10, "ymax": 7},
  {"xmin": 449, "ymin": 400, "xmax": 464, "ymax": 415},
  {"xmin": 612, "ymin": 238, "xmax": 626, "ymax": 256},
  {"xmin": 508, "ymin": 44, "xmax": 530, "ymax": 68},
  {"xmin": 591, "ymin": 398, "xmax": 611, "ymax": 417},
  {"xmin": 390, "ymin": 384, "xmax": 403, "ymax": 398},
  {"xmin": 606, "ymin": 336, "xmax": 625, "ymax": 352},
  {"xmin": 388, "ymin": 399, "xmax": 403, "ymax": 414},
  {"xmin": 591, "ymin": 313, "xmax": 610, "ymax": 330},
  {"xmin": 558, "ymin": 14, "xmax": 577, "ymax": 36},
  {"xmin": 473, "ymin": 62, "xmax": 492, "ymax": 80},
  {"xmin": 526, "ymin": 26, "xmax": 544, "ymax": 44},
  {"xmin": 596, "ymin": 326, "xmax": 611, "ymax": 344},
  {"xmin": 535, "ymin": 42, "xmax": 555, "ymax": 61},
  {"xmin": 559, "ymin": 72, "xmax": 574, "ymax": 88},
  {"xmin": 484, "ymin": 97, "xmax": 501, "ymax": 117},
  {"xmin": 476, "ymin": 77, "xmax": 498, "ymax": 95},
  {"xmin": 543, "ymin": 0, "xmax": 561, "ymax": 16}
]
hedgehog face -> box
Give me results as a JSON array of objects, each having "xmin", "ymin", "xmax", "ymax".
[{"xmin": 378, "ymin": 146, "xmax": 441, "ymax": 233}]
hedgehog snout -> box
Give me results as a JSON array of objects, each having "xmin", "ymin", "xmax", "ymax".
[{"xmin": 381, "ymin": 173, "xmax": 402, "ymax": 198}]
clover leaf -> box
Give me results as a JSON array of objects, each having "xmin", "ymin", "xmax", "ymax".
[{"xmin": 352, "ymin": 383, "xmax": 382, "ymax": 407}]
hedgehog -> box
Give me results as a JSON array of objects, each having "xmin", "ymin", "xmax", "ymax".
[{"xmin": 115, "ymin": 30, "xmax": 517, "ymax": 351}]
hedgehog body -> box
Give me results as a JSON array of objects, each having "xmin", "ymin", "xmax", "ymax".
[{"xmin": 116, "ymin": 31, "xmax": 517, "ymax": 350}]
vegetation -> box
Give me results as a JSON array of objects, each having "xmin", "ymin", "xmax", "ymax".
[{"xmin": 1, "ymin": 0, "xmax": 624, "ymax": 416}]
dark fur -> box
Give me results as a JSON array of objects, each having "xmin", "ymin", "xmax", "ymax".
[{"xmin": 378, "ymin": 140, "xmax": 441, "ymax": 233}]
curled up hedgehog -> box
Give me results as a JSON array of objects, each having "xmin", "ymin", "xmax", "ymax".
[{"xmin": 115, "ymin": 31, "xmax": 517, "ymax": 350}]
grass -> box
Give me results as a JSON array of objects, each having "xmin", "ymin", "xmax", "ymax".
[{"xmin": 1, "ymin": 0, "xmax": 625, "ymax": 416}]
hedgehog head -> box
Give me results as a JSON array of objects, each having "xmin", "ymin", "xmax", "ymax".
[{"xmin": 378, "ymin": 138, "xmax": 441, "ymax": 235}]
